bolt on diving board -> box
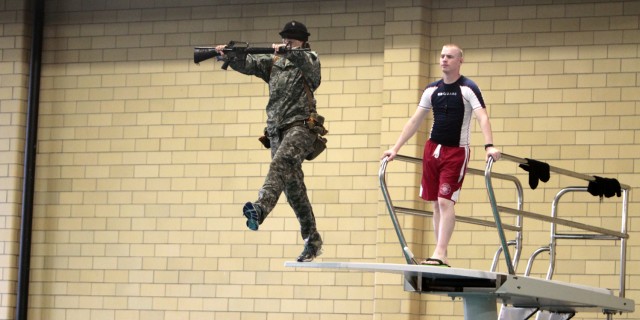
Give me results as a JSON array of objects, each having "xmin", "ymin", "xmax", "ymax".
[{"xmin": 285, "ymin": 261, "xmax": 634, "ymax": 320}]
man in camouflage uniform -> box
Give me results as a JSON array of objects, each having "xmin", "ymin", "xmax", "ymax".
[{"xmin": 215, "ymin": 21, "xmax": 323, "ymax": 262}]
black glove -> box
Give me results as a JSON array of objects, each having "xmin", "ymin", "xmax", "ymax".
[
  {"xmin": 588, "ymin": 176, "xmax": 621, "ymax": 199},
  {"xmin": 518, "ymin": 158, "xmax": 550, "ymax": 190}
]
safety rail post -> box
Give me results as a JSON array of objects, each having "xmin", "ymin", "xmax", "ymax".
[
  {"xmin": 379, "ymin": 156, "xmax": 416, "ymax": 265},
  {"xmin": 546, "ymin": 186, "xmax": 630, "ymax": 298},
  {"xmin": 484, "ymin": 157, "xmax": 516, "ymax": 275},
  {"xmin": 620, "ymin": 188, "xmax": 629, "ymax": 297},
  {"xmin": 468, "ymin": 166, "xmax": 525, "ymax": 273}
]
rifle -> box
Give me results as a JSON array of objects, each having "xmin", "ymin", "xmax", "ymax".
[{"xmin": 194, "ymin": 41, "xmax": 309, "ymax": 70}]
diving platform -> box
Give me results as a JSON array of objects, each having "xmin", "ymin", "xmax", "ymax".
[
  {"xmin": 284, "ymin": 153, "xmax": 634, "ymax": 319},
  {"xmin": 285, "ymin": 261, "xmax": 635, "ymax": 320}
]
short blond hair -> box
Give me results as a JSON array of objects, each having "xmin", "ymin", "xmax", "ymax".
[{"xmin": 443, "ymin": 44, "xmax": 464, "ymax": 58}]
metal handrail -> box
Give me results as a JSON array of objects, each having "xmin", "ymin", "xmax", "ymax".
[
  {"xmin": 379, "ymin": 154, "xmax": 524, "ymax": 268},
  {"xmin": 491, "ymin": 153, "xmax": 630, "ymax": 298},
  {"xmin": 393, "ymin": 206, "xmax": 520, "ymax": 231},
  {"xmin": 496, "ymin": 205, "xmax": 627, "ymax": 238},
  {"xmin": 500, "ymin": 153, "xmax": 631, "ymax": 189}
]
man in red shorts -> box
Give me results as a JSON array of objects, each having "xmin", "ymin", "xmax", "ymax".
[{"xmin": 382, "ymin": 44, "xmax": 501, "ymax": 267}]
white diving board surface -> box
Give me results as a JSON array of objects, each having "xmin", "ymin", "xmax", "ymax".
[{"xmin": 285, "ymin": 261, "xmax": 634, "ymax": 320}]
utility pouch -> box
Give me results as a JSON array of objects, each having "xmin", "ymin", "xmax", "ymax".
[
  {"xmin": 306, "ymin": 136, "xmax": 327, "ymax": 161},
  {"xmin": 258, "ymin": 127, "xmax": 270, "ymax": 149},
  {"xmin": 305, "ymin": 113, "xmax": 328, "ymax": 161},
  {"xmin": 307, "ymin": 113, "xmax": 328, "ymax": 136}
]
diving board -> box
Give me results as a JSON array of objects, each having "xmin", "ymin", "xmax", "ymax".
[{"xmin": 285, "ymin": 261, "xmax": 634, "ymax": 320}]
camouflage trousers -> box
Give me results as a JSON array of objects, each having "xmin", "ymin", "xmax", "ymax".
[{"xmin": 256, "ymin": 125, "xmax": 319, "ymax": 240}]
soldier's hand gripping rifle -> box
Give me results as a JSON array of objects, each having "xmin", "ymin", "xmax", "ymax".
[{"xmin": 194, "ymin": 41, "xmax": 309, "ymax": 70}]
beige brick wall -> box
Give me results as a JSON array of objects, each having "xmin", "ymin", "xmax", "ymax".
[
  {"xmin": 0, "ymin": 0, "xmax": 638, "ymax": 320},
  {"xmin": 0, "ymin": 0, "xmax": 29, "ymax": 318}
]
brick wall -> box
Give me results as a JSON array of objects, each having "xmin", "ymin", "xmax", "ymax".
[
  {"xmin": 0, "ymin": 0, "xmax": 638, "ymax": 319},
  {"xmin": 0, "ymin": 0, "xmax": 29, "ymax": 318}
]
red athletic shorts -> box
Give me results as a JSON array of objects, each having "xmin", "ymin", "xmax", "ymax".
[{"xmin": 420, "ymin": 140, "xmax": 470, "ymax": 203}]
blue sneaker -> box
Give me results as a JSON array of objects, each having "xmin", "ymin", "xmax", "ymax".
[{"xmin": 242, "ymin": 202, "xmax": 261, "ymax": 231}]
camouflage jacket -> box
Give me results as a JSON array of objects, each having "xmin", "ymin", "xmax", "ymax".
[{"xmin": 228, "ymin": 50, "xmax": 321, "ymax": 136}]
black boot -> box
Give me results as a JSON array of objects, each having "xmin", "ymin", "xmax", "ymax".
[{"xmin": 297, "ymin": 232, "xmax": 323, "ymax": 262}]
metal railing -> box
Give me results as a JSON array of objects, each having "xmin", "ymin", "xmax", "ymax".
[
  {"xmin": 379, "ymin": 152, "xmax": 630, "ymax": 298},
  {"xmin": 379, "ymin": 154, "xmax": 525, "ymax": 269}
]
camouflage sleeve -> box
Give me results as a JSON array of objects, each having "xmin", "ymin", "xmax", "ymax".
[
  {"xmin": 284, "ymin": 50, "xmax": 321, "ymax": 91},
  {"xmin": 227, "ymin": 54, "xmax": 274, "ymax": 83}
]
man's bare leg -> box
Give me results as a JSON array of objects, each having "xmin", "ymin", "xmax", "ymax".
[
  {"xmin": 425, "ymin": 197, "xmax": 455, "ymax": 265},
  {"xmin": 432, "ymin": 200, "xmax": 441, "ymax": 250}
]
